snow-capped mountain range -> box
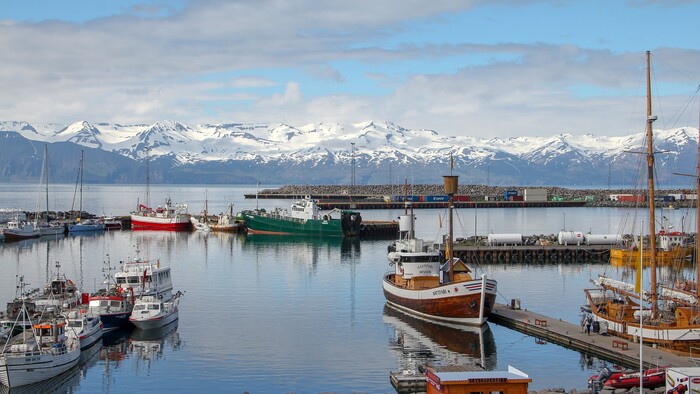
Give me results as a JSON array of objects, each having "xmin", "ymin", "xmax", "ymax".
[{"xmin": 0, "ymin": 119, "xmax": 698, "ymax": 186}]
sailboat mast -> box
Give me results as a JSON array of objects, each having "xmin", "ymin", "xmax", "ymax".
[
  {"xmin": 44, "ymin": 145, "xmax": 49, "ymax": 221},
  {"xmin": 79, "ymin": 150, "xmax": 84, "ymax": 220},
  {"xmin": 696, "ymin": 94, "xmax": 700, "ymax": 298},
  {"xmin": 145, "ymin": 147, "xmax": 151, "ymax": 209},
  {"xmin": 645, "ymin": 50, "xmax": 659, "ymax": 312}
]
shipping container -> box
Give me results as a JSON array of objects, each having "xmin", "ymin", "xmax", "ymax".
[
  {"xmin": 524, "ymin": 188, "xmax": 547, "ymax": 202},
  {"xmin": 617, "ymin": 195, "xmax": 645, "ymax": 203},
  {"xmin": 503, "ymin": 190, "xmax": 518, "ymax": 200},
  {"xmin": 508, "ymin": 195, "xmax": 524, "ymax": 201},
  {"xmin": 453, "ymin": 195, "xmax": 471, "ymax": 202},
  {"xmin": 392, "ymin": 195, "xmax": 420, "ymax": 202},
  {"xmin": 424, "ymin": 195, "xmax": 449, "ymax": 202}
]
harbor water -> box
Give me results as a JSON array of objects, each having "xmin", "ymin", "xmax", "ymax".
[{"xmin": 0, "ymin": 183, "xmax": 695, "ymax": 392}]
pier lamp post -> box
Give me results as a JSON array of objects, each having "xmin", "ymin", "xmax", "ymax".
[{"xmin": 443, "ymin": 174, "xmax": 458, "ymax": 283}]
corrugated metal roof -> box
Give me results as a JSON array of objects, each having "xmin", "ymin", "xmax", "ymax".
[{"xmin": 433, "ymin": 370, "xmax": 527, "ymax": 382}]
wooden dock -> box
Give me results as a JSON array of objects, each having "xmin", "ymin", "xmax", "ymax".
[{"xmin": 489, "ymin": 302, "xmax": 699, "ymax": 369}]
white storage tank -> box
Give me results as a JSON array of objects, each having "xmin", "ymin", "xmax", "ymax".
[
  {"xmin": 487, "ymin": 233, "xmax": 523, "ymax": 246},
  {"xmin": 557, "ymin": 231, "xmax": 583, "ymax": 245},
  {"xmin": 584, "ymin": 234, "xmax": 622, "ymax": 245}
]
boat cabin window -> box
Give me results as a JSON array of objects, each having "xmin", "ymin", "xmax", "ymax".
[
  {"xmin": 116, "ymin": 277, "xmax": 126, "ymax": 284},
  {"xmin": 128, "ymin": 276, "xmax": 140, "ymax": 284},
  {"xmin": 133, "ymin": 304, "xmax": 145, "ymax": 311},
  {"xmin": 111, "ymin": 301, "xmax": 122, "ymax": 308},
  {"xmin": 67, "ymin": 320, "xmax": 82, "ymax": 328},
  {"xmin": 399, "ymin": 255, "xmax": 440, "ymax": 263},
  {"xmin": 147, "ymin": 304, "xmax": 160, "ymax": 310}
]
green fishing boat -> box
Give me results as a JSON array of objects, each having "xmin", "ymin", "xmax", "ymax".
[{"xmin": 240, "ymin": 197, "xmax": 362, "ymax": 237}]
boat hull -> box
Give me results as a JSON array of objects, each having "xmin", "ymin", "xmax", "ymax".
[
  {"xmin": 68, "ymin": 223, "xmax": 105, "ymax": 232},
  {"xmin": 2, "ymin": 229, "xmax": 40, "ymax": 240},
  {"xmin": 585, "ymin": 289, "xmax": 700, "ymax": 352},
  {"xmin": 0, "ymin": 346, "xmax": 80, "ymax": 388},
  {"xmin": 382, "ymin": 274, "xmax": 497, "ymax": 325},
  {"xmin": 610, "ymin": 246, "xmax": 694, "ymax": 263},
  {"xmin": 99, "ymin": 312, "xmax": 132, "ymax": 332},
  {"xmin": 130, "ymin": 214, "xmax": 191, "ymax": 231},
  {"xmin": 130, "ymin": 310, "xmax": 179, "ymax": 330},
  {"xmin": 241, "ymin": 210, "xmax": 359, "ymax": 237}
]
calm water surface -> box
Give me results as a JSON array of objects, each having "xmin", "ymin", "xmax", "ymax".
[{"xmin": 1, "ymin": 184, "xmax": 695, "ymax": 392}]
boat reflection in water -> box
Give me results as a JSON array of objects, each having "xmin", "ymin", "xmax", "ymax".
[
  {"xmin": 0, "ymin": 339, "xmax": 102, "ymax": 394},
  {"xmin": 241, "ymin": 234, "xmax": 361, "ymax": 259},
  {"xmin": 129, "ymin": 322, "xmax": 181, "ymax": 367},
  {"xmin": 383, "ymin": 304, "xmax": 497, "ymax": 372}
]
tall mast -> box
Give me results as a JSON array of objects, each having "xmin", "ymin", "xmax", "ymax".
[
  {"xmin": 645, "ymin": 51, "xmax": 659, "ymax": 312},
  {"xmin": 78, "ymin": 150, "xmax": 84, "ymax": 220},
  {"xmin": 145, "ymin": 147, "xmax": 150, "ymax": 209},
  {"xmin": 696, "ymin": 93, "xmax": 700, "ymax": 298},
  {"xmin": 44, "ymin": 145, "xmax": 49, "ymax": 221}
]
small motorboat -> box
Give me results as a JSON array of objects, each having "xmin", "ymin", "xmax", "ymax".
[
  {"xmin": 64, "ymin": 309, "xmax": 104, "ymax": 349},
  {"xmin": 129, "ymin": 291, "xmax": 183, "ymax": 330}
]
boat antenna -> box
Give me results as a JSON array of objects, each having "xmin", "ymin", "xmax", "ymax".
[
  {"xmin": 644, "ymin": 51, "xmax": 659, "ymax": 314},
  {"xmin": 444, "ymin": 172, "xmax": 458, "ymax": 283}
]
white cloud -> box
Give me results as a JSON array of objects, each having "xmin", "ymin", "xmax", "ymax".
[{"xmin": 0, "ymin": 1, "xmax": 698, "ymax": 138}]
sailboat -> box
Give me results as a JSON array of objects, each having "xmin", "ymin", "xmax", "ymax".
[
  {"xmin": 382, "ymin": 171, "xmax": 497, "ymax": 326},
  {"xmin": 67, "ymin": 151, "xmax": 105, "ymax": 233},
  {"xmin": 35, "ymin": 145, "xmax": 65, "ymax": 236},
  {"xmin": 584, "ymin": 51, "xmax": 700, "ymax": 352}
]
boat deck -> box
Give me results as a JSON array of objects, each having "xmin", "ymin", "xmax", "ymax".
[{"xmin": 489, "ymin": 302, "xmax": 699, "ymax": 369}]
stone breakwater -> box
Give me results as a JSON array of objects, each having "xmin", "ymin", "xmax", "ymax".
[{"xmin": 260, "ymin": 185, "xmax": 696, "ymax": 208}]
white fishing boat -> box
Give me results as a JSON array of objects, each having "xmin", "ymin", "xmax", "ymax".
[
  {"xmin": 211, "ymin": 203, "xmax": 242, "ymax": 232},
  {"xmin": 129, "ymin": 291, "xmax": 183, "ymax": 330},
  {"xmin": 114, "ymin": 247, "xmax": 173, "ymax": 299},
  {"xmin": 0, "ymin": 281, "xmax": 81, "ymax": 388},
  {"xmin": 64, "ymin": 310, "xmax": 103, "ymax": 350},
  {"xmin": 31, "ymin": 265, "xmax": 82, "ymax": 314},
  {"xmin": 2, "ymin": 217, "xmax": 39, "ymax": 241}
]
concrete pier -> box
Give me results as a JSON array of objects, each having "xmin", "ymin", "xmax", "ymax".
[{"xmin": 489, "ymin": 303, "xmax": 698, "ymax": 369}]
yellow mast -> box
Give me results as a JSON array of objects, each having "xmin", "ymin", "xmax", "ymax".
[{"xmin": 645, "ymin": 50, "xmax": 659, "ymax": 313}]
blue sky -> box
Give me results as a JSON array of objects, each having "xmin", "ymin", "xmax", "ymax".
[{"xmin": 1, "ymin": 0, "xmax": 699, "ymax": 138}]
